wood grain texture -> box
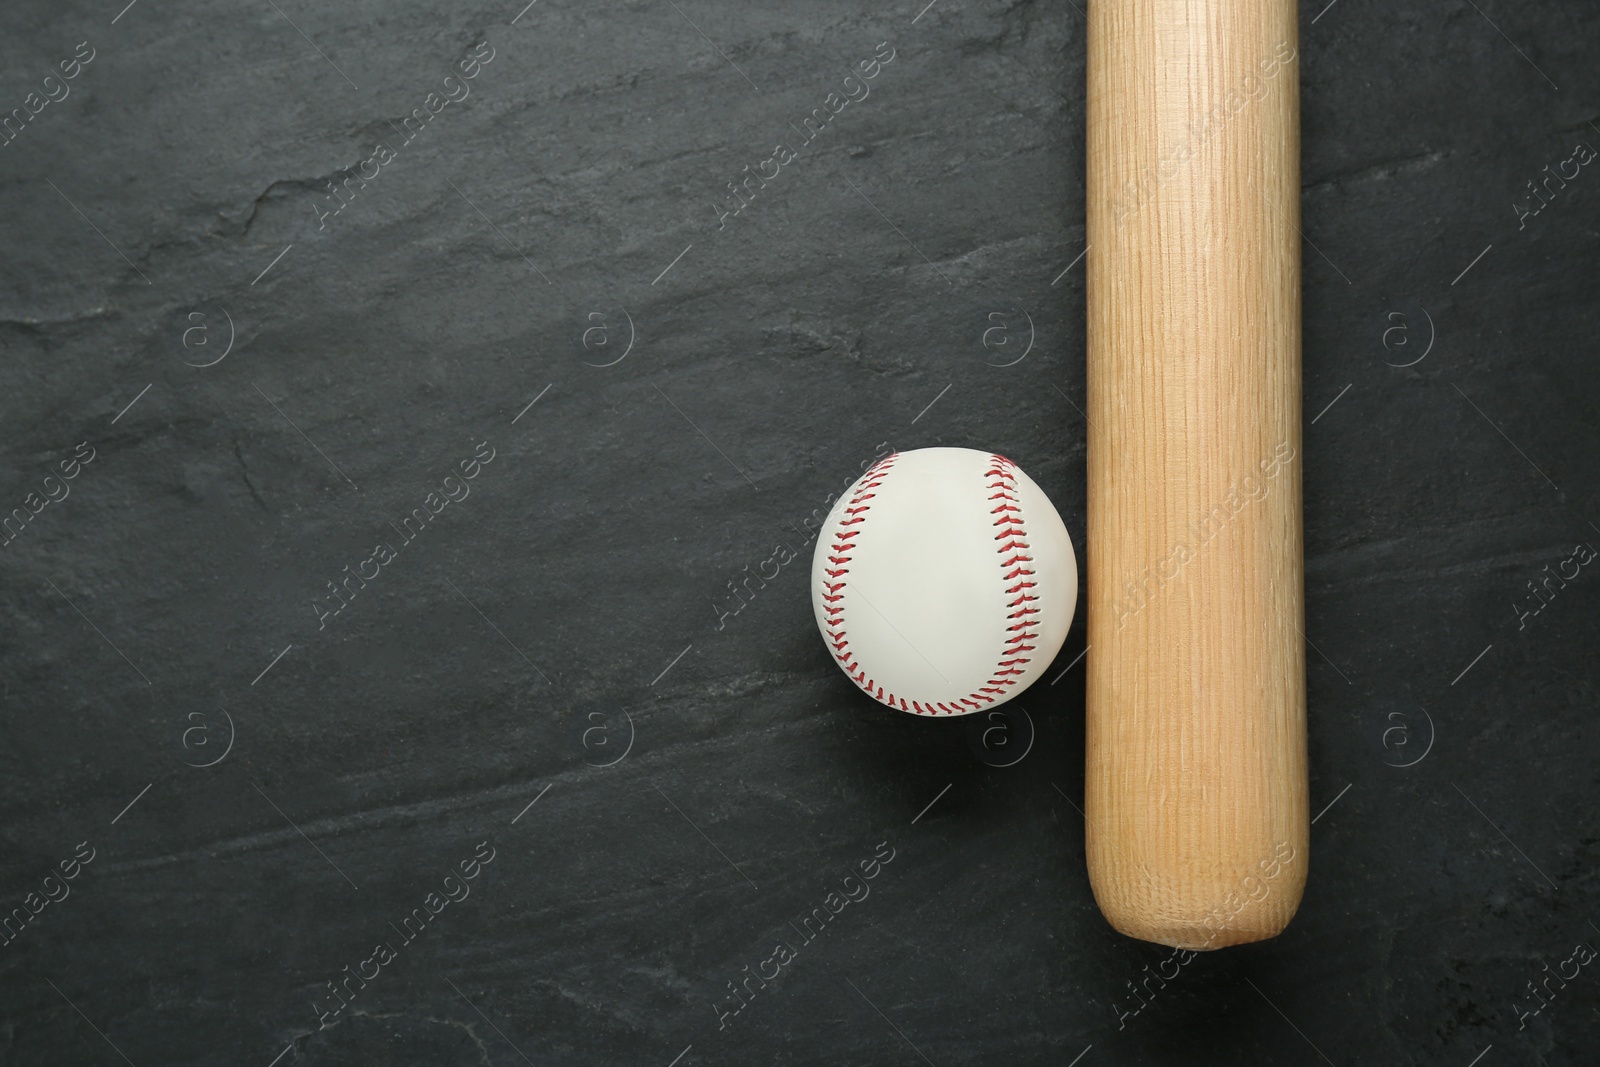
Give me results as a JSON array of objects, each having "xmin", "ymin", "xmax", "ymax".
[{"xmin": 1084, "ymin": 0, "xmax": 1308, "ymax": 949}]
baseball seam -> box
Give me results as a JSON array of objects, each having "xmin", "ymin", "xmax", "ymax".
[{"xmin": 823, "ymin": 452, "xmax": 1039, "ymax": 715}]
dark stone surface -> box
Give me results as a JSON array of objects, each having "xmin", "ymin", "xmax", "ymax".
[{"xmin": 1, "ymin": 1, "xmax": 1597, "ymax": 1064}]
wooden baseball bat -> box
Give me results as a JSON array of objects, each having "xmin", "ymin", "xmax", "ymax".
[{"xmin": 1084, "ymin": 0, "xmax": 1308, "ymax": 948}]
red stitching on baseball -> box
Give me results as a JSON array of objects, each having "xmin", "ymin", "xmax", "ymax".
[
  {"xmin": 823, "ymin": 452, "xmax": 1041, "ymax": 715},
  {"xmin": 822, "ymin": 455, "xmax": 899, "ymax": 687}
]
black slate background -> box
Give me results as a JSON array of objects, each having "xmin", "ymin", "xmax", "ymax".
[{"xmin": 2, "ymin": 1, "xmax": 1598, "ymax": 1065}]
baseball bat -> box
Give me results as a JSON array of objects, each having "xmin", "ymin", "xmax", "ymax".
[{"xmin": 1083, "ymin": 0, "xmax": 1308, "ymax": 948}]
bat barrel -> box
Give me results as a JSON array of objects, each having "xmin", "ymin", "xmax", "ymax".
[{"xmin": 1084, "ymin": 0, "xmax": 1308, "ymax": 949}]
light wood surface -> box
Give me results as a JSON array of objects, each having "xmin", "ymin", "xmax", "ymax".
[{"xmin": 1083, "ymin": 0, "xmax": 1308, "ymax": 949}]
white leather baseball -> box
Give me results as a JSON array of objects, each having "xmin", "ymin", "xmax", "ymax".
[{"xmin": 811, "ymin": 447, "xmax": 1077, "ymax": 715}]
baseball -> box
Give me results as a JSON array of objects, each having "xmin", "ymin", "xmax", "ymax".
[{"xmin": 811, "ymin": 447, "xmax": 1077, "ymax": 715}]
